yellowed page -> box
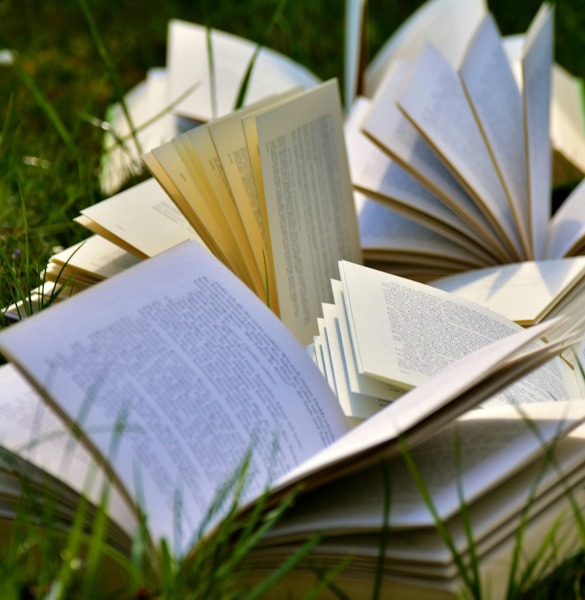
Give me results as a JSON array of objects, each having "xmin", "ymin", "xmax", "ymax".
[
  {"xmin": 431, "ymin": 257, "xmax": 585, "ymax": 325},
  {"xmin": 460, "ymin": 15, "xmax": 530, "ymax": 257},
  {"xmin": 397, "ymin": 46, "xmax": 523, "ymax": 261},
  {"xmin": 147, "ymin": 143, "xmax": 227, "ymax": 260},
  {"xmin": 339, "ymin": 260, "xmax": 580, "ymax": 403},
  {"xmin": 149, "ymin": 139, "xmax": 249, "ymax": 282},
  {"xmin": 362, "ymin": 61, "xmax": 507, "ymax": 260},
  {"xmin": 171, "ymin": 134, "xmax": 253, "ymax": 288},
  {"xmin": 523, "ymin": 4, "xmax": 554, "ymax": 259},
  {"xmin": 256, "ymin": 80, "xmax": 362, "ymax": 345},
  {"xmin": 47, "ymin": 236, "xmax": 140, "ymax": 286},
  {"xmin": 78, "ymin": 178, "xmax": 203, "ymax": 259},
  {"xmin": 206, "ymin": 97, "xmax": 287, "ymax": 276},
  {"xmin": 183, "ymin": 125, "xmax": 266, "ymax": 297},
  {"xmin": 0, "ymin": 241, "xmax": 349, "ymax": 554}
]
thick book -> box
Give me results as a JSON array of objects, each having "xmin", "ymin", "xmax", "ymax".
[
  {"xmin": 347, "ymin": 2, "xmax": 585, "ymax": 278},
  {"xmin": 1, "ymin": 241, "xmax": 584, "ymax": 598}
]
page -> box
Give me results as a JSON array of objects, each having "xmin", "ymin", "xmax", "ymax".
[
  {"xmin": 363, "ymin": 64, "xmax": 509, "ymax": 263},
  {"xmin": 338, "ymin": 260, "xmax": 581, "ymax": 404},
  {"xmin": 263, "ymin": 402, "xmax": 585, "ymax": 536},
  {"xmin": 349, "ymin": 97, "xmax": 496, "ymax": 264},
  {"xmin": 0, "ymin": 363, "xmax": 137, "ymax": 541},
  {"xmin": 430, "ymin": 258, "xmax": 585, "ymax": 325},
  {"xmin": 365, "ymin": 0, "xmax": 487, "ymax": 94},
  {"xmin": 354, "ymin": 191, "xmax": 486, "ymax": 269},
  {"xmin": 546, "ymin": 178, "xmax": 585, "ymax": 258},
  {"xmin": 522, "ymin": 4, "xmax": 554, "ymax": 260},
  {"xmin": 166, "ymin": 20, "xmax": 320, "ymax": 122},
  {"xmin": 331, "ymin": 280, "xmax": 404, "ymax": 402},
  {"xmin": 0, "ymin": 241, "xmax": 349, "ymax": 555},
  {"xmin": 396, "ymin": 45, "xmax": 523, "ymax": 261},
  {"xmin": 256, "ymin": 80, "xmax": 362, "ymax": 345},
  {"xmin": 206, "ymin": 94, "xmax": 299, "ymax": 303},
  {"xmin": 278, "ymin": 317, "xmax": 572, "ymax": 491},
  {"xmin": 344, "ymin": 0, "xmax": 367, "ymax": 108},
  {"xmin": 459, "ymin": 14, "xmax": 530, "ymax": 256},
  {"xmin": 320, "ymin": 302, "xmax": 391, "ymax": 420},
  {"xmin": 148, "ymin": 139, "xmax": 248, "ymax": 281},
  {"xmin": 183, "ymin": 124, "xmax": 266, "ymax": 297},
  {"xmin": 504, "ymin": 36, "xmax": 585, "ymax": 188},
  {"xmin": 78, "ymin": 178, "xmax": 203, "ymax": 259},
  {"xmin": 48, "ymin": 236, "xmax": 140, "ymax": 284}
]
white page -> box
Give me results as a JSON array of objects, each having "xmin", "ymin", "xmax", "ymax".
[
  {"xmin": 0, "ymin": 241, "xmax": 349, "ymax": 555},
  {"xmin": 0, "ymin": 364, "xmax": 137, "ymax": 538},
  {"xmin": 166, "ymin": 20, "xmax": 319, "ymax": 122},
  {"xmin": 546, "ymin": 178, "xmax": 585, "ymax": 259},
  {"xmin": 523, "ymin": 5, "xmax": 554, "ymax": 260},
  {"xmin": 354, "ymin": 191, "xmax": 486, "ymax": 268},
  {"xmin": 49, "ymin": 236, "xmax": 140, "ymax": 281},
  {"xmin": 278, "ymin": 317, "xmax": 569, "ymax": 488},
  {"xmin": 265, "ymin": 401, "xmax": 585, "ymax": 534},
  {"xmin": 332, "ymin": 280, "xmax": 404, "ymax": 402},
  {"xmin": 397, "ymin": 45, "xmax": 523, "ymax": 260},
  {"xmin": 256, "ymin": 80, "xmax": 362, "ymax": 345},
  {"xmin": 431, "ymin": 257, "xmax": 585, "ymax": 325},
  {"xmin": 79, "ymin": 178, "xmax": 202, "ymax": 259},
  {"xmin": 317, "ymin": 318, "xmax": 336, "ymax": 393},
  {"xmin": 460, "ymin": 14, "xmax": 530, "ymax": 256},
  {"xmin": 365, "ymin": 0, "xmax": 487, "ymax": 94},
  {"xmin": 339, "ymin": 260, "xmax": 581, "ymax": 403},
  {"xmin": 344, "ymin": 0, "xmax": 367, "ymax": 108},
  {"xmin": 348, "ymin": 97, "xmax": 495, "ymax": 263},
  {"xmin": 361, "ymin": 62, "xmax": 506, "ymax": 260},
  {"xmin": 321, "ymin": 302, "xmax": 390, "ymax": 420}
]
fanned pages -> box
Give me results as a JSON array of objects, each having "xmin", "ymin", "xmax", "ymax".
[
  {"xmin": 352, "ymin": 2, "xmax": 585, "ymax": 278},
  {"xmin": 143, "ymin": 80, "xmax": 362, "ymax": 345}
]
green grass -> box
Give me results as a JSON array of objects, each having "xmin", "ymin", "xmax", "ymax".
[{"xmin": 2, "ymin": 0, "xmax": 585, "ymax": 597}]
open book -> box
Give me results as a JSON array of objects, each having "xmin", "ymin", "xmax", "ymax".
[
  {"xmin": 347, "ymin": 2, "xmax": 585, "ymax": 278},
  {"xmin": 1, "ymin": 240, "xmax": 585, "ymax": 598}
]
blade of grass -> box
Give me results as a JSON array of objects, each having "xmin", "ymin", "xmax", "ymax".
[
  {"xmin": 75, "ymin": 0, "xmax": 142, "ymax": 157},
  {"xmin": 12, "ymin": 60, "xmax": 77, "ymax": 156}
]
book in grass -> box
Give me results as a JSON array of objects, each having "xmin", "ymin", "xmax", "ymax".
[
  {"xmin": 1, "ymin": 240, "xmax": 585, "ymax": 598},
  {"xmin": 140, "ymin": 79, "xmax": 362, "ymax": 345},
  {"xmin": 348, "ymin": 2, "xmax": 585, "ymax": 277}
]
